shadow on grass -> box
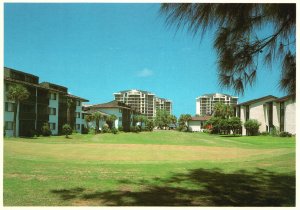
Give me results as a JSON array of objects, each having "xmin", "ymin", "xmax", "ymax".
[{"xmin": 50, "ymin": 168, "xmax": 295, "ymax": 206}]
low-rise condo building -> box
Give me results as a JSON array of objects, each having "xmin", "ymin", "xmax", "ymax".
[{"xmin": 4, "ymin": 67, "xmax": 88, "ymax": 137}]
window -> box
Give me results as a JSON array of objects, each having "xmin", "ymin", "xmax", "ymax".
[
  {"xmin": 5, "ymin": 102, "xmax": 15, "ymax": 112},
  {"xmin": 49, "ymin": 108, "xmax": 56, "ymax": 115},
  {"xmin": 76, "ymin": 112, "xmax": 81, "ymax": 118},
  {"xmin": 49, "ymin": 123, "xmax": 56, "ymax": 130},
  {"xmin": 76, "ymin": 124, "xmax": 81, "ymax": 130},
  {"xmin": 119, "ymin": 117, "xmax": 122, "ymax": 121},
  {"xmin": 50, "ymin": 93, "xmax": 57, "ymax": 100},
  {"xmin": 76, "ymin": 100, "xmax": 81, "ymax": 106},
  {"xmin": 5, "ymin": 121, "xmax": 14, "ymax": 130},
  {"xmin": 119, "ymin": 109, "xmax": 122, "ymax": 113}
]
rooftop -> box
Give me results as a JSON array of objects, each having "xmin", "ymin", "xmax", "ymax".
[
  {"xmin": 196, "ymin": 93, "xmax": 238, "ymax": 99},
  {"xmin": 238, "ymin": 95, "xmax": 277, "ymax": 106}
]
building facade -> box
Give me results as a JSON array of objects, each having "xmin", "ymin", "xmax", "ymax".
[
  {"xmin": 114, "ymin": 89, "xmax": 172, "ymax": 119},
  {"xmin": 188, "ymin": 116, "xmax": 211, "ymax": 132},
  {"xmin": 196, "ymin": 93, "xmax": 238, "ymax": 116},
  {"xmin": 83, "ymin": 100, "xmax": 138, "ymax": 132},
  {"xmin": 4, "ymin": 67, "xmax": 88, "ymax": 137},
  {"xmin": 235, "ymin": 95, "xmax": 296, "ymax": 135}
]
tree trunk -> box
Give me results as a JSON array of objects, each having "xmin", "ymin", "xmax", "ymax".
[{"xmin": 13, "ymin": 101, "xmax": 18, "ymax": 137}]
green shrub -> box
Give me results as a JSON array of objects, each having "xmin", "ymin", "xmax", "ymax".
[
  {"xmin": 62, "ymin": 124, "xmax": 72, "ymax": 138},
  {"xmin": 270, "ymin": 127, "xmax": 280, "ymax": 136},
  {"xmin": 279, "ymin": 131, "xmax": 292, "ymax": 137},
  {"xmin": 118, "ymin": 126, "xmax": 123, "ymax": 132},
  {"xmin": 41, "ymin": 123, "xmax": 52, "ymax": 136},
  {"xmin": 111, "ymin": 127, "xmax": 118, "ymax": 134},
  {"xmin": 244, "ymin": 119, "xmax": 261, "ymax": 136},
  {"xmin": 130, "ymin": 126, "xmax": 140, "ymax": 133},
  {"xmin": 145, "ymin": 120, "xmax": 155, "ymax": 131},
  {"xmin": 202, "ymin": 129, "xmax": 211, "ymax": 134},
  {"xmin": 102, "ymin": 124, "xmax": 111, "ymax": 133},
  {"xmin": 260, "ymin": 131, "xmax": 269, "ymax": 136},
  {"xmin": 81, "ymin": 126, "xmax": 89, "ymax": 134},
  {"xmin": 176, "ymin": 125, "xmax": 187, "ymax": 132}
]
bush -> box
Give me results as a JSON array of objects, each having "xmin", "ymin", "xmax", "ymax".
[
  {"xmin": 279, "ymin": 131, "xmax": 292, "ymax": 137},
  {"xmin": 244, "ymin": 119, "xmax": 261, "ymax": 136},
  {"xmin": 260, "ymin": 131, "xmax": 269, "ymax": 136},
  {"xmin": 102, "ymin": 124, "xmax": 111, "ymax": 133},
  {"xmin": 118, "ymin": 126, "xmax": 123, "ymax": 132},
  {"xmin": 145, "ymin": 120, "xmax": 155, "ymax": 132},
  {"xmin": 176, "ymin": 125, "xmax": 187, "ymax": 132},
  {"xmin": 111, "ymin": 127, "xmax": 118, "ymax": 134},
  {"xmin": 62, "ymin": 124, "xmax": 72, "ymax": 138},
  {"xmin": 81, "ymin": 126, "xmax": 89, "ymax": 134},
  {"xmin": 41, "ymin": 123, "xmax": 52, "ymax": 136},
  {"xmin": 130, "ymin": 126, "xmax": 140, "ymax": 133},
  {"xmin": 202, "ymin": 129, "xmax": 211, "ymax": 134},
  {"xmin": 270, "ymin": 127, "xmax": 280, "ymax": 136}
]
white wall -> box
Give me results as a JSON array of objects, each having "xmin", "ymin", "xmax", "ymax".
[
  {"xmin": 272, "ymin": 103, "xmax": 280, "ymax": 130},
  {"xmin": 189, "ymin": 120, "xmax": 201, "ymax": 132},
  {"xmin": 284, "ymin": 99, "xmax": 296, "ymax": 134},
  {"xmin": 48, "ymin": 92, "xmax": 59, "ymax": 135},
  {"xmin": 98, "ymin": 108, "xmax": 122, "ymax": 128}
]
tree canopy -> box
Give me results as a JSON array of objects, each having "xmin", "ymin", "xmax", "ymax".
[{"xmin": 160, "ymin": 3, "xmax": 296, "ymax": 95}]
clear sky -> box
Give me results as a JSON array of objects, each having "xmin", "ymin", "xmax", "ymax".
[{"xmin": 4, "ymin": 3, "xmax": 286, "ymax": 117}]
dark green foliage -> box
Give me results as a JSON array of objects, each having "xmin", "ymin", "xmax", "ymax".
[
  {"xmin": 105, "ymin": 115, "xmax": 117, "ymax": 129},
  {"xmin": 270, "ymin": 127, "xmax": 280, "ymax": 136},
  {"xmin": 81, "ymin": 127, "xmax": 89, "ymax": 134},
  {"xmin": 41, "ymin": 123, "xmax": 52, "ymax": 137},
  {"xmin": 213, "ymin": 103, "xmax": 233, "ymax": 119},
  {"xmin": 160, "ymin": 3, "xmax": 296, "ymax": 95},
  {"xmin": 178, "ymin": 114, "xmax": 192, "ymax": 132},
  {"xmin": 6, "ymin": 84, "xmax": 30, "ymax": 137},
  {"xmin": 130, "ymin": 126, "xmax": 140, "ymax": 133},
  {"xmin": 279, "ymin": 131, "xmax": 292, "ymax": 137},
  {"xmin": 205, "ymin": 116, "xmax": 242, "ymax": 135},
  {"xmin": 145, "ymin": 120, "xmax": 155, "ymax": 132},
  {"xmin": 102, "ymin": 124, "xmax": 111, "ymax": 133},
  {"xmin": 228, "ymin": 117, "xmax": 242, "ymax": 135},
  {"xmin": 205, "ymin": 117, "xmax": 221, "ymax": 134},
  {"xmin": 62, "ymin": 124, "xmax": 72, "ymax": 138},
  {"xmin": 111, "ymin": 127, "xmax": 118, "ymax": 134},
  {"xmin": 92, "ymin": 112, "xmax": 103, "ymax": 134},
  {"xmin": 260, "ymin": 131, "xmax": 270, "ymax": 136},
  {"xmin": 118, "ymin": 126, "xmax": 123, "ymax": 132},
  {"xmin": 244, "ymin": 119, "xmax": 261, "ymax": 136},
  {"xmin": 155, "ymin": 110, "xmax": 174, "ymax": 130}
]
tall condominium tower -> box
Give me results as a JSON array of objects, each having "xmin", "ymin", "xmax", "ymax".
[
  {"xmin": 196, "ymin": 93, "xmax": 238, "ymax": 116},
  {"xmin": 114, "ymin": 89, "xmax": 172, "ymax": 119}
]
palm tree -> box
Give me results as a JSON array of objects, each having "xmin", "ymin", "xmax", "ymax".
[
  {"xmin": 92, "ymin": 112, "xmax": 103, "ymax": 134},
  {"xmin": 160, "ymin": 3, "xmax": 296, "ymax": 95},
  {"xmin": 169, "ymin": 115, "xmax": 177, "ymax": 128},
  {"xmin": 6, "ymin": 84, "xmax": 30, "ymax": 137},
  {"xmin": 106, "ymin": 114, "xmax": 117, "ymax": 129},
  {"xmin": 66, "ymin": 98, "xmax": 74, "ymax": 126},
  {"xmin": 84, "ymin": 114, "xmax": 93, "ymax": 130},
  {"xmin": 184, "ymin": 114, "xmax": 192, "ymax": 132}
]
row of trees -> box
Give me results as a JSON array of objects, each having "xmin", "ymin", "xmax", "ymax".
[
  {"xmin": 84, "ymin": 112, "xmax": 117, "ymax": 134},
  {"xmin": 154, "ymin": 110, "xmax": 177, "ymax": 130}
]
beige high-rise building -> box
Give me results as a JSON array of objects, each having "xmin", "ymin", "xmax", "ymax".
[
  {"xmin": 196, "ymin": 93, "xmax": 238, "ymax": 116},
  {"xmin": 114, "ymin": 89, "xmax": 172, "ymax": 119}
]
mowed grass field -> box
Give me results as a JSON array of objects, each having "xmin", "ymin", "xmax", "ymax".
[{"xmin": 4, "ymin": 131, "xmax": 295, "ymax": 206}]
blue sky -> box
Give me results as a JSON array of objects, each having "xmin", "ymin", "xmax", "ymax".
[{"xmin": 4, "ymin": 3, "xmax": 286, "ymax": 117}]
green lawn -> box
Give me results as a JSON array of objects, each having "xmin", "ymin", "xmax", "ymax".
[{"xmin": 4, "ymin": 131, "xmax": 295, "ymax": 206}]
